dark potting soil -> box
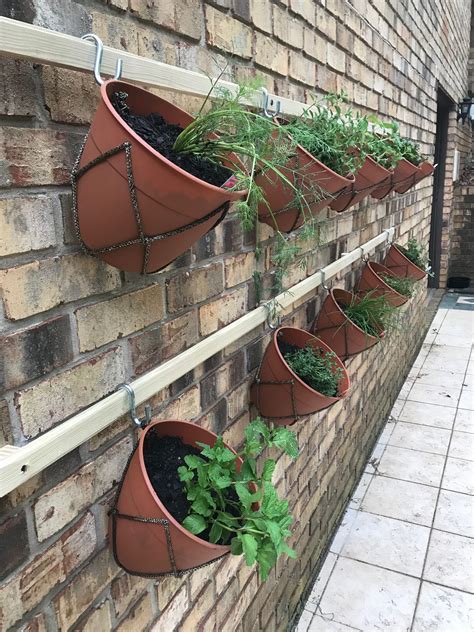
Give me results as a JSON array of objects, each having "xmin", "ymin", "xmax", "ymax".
[
  {"xmin": 111, "ymin": 91, "xmax": 232, "ymax": 188},
  {"xmin": 143, "ymin": 431, "xmax": 240, "ymax": 543},
  {"xmin": 143, "ymin": 433, "xmax": 200, "ymax": 525},
  {"xmin": 277, "ymin": 338, "xmax": 301, "ymax": 359}
]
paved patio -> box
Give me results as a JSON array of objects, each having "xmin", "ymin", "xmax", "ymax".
[{"xmin": 296, "ymin": 292, "xmax": 474, "ymax": 632}]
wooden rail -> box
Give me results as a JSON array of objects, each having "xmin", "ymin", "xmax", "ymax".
[{"xmin": 0, "ymin": 229, "xmax": 394, "ymax": 497}]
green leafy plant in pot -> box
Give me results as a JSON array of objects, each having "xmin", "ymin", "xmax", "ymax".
[
  {"xmin": 250, "ymin": 326, "xmax": 350, "ymax": 424},
  {"xmin": 284, "ymin": 93, "xmax": 391, "ymax": 212},
  {"xmin": 313, "ymin": 288, "xmax": 398, "ymax": 358},
  {"xmin": 171, "ymin": 79, "xmax": 326, "ymax": 295},
  {"xmin": 178, "ymin": 417, "xmax": 299, "ymax": 580},
  {"xmin": 384, "ymin": 238, "xmax": 431, "ymax": 280}
]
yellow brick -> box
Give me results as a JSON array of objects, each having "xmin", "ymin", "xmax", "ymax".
[
  {"xmin": 17, "ymin": 347, "xmax": 126, "ymax": 439},
  {"xmin": 199, "ymin": 287, "xmax": 247, "ymax": 335},
  {"xmin": 255, "ymin": 32, "xmax": 289, "ymax": 76},
  {"xmin": 75, "ymin": 602, "xmax": 112, "ymax": 632},
  {"xmin": 224, "ymin": 251, "xmax": 256, "ymax": 287},
  {"xmin": 289, "ymin": 51, "xmax": 316, "ymax": 85},
  {"xmin": 251, "ymin": 0, "xmax": 272, "ymax": 33},
  {"xmin": 76, "ymin": 284, "xmax": 165, "ymax": 352},
  {"xmin": 0, "ymin": 196, "xmax": 56, "ymax": 256},
  {"xmin": 0, "ymin": 255, "xmax": 120, "ymax": 320},
  {"xmin": 274, "ymin": 5, "xmax": 304, "ymax": 48},
  {"xmin": 33, "ymin": 437, "xmax": 132, "ymax": 540},
  {"xmin": 205, "ymin": 5, "xmax": 253, "ymax": 59}
]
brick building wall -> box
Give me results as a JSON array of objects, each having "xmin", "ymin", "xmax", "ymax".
[
  {"xmin": 448, "ymin": 11, "xmax": 473, "ymax": 285},
  {"xmin": 0, "ymin": 1, "xmax": 471, "ymax": 631}
]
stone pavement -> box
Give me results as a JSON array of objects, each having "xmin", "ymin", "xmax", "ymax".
[{"xmin": 296, "ymin": 292, "xmax": 474, "ymax": 632}]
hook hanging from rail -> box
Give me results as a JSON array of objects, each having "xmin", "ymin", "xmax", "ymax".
[
  {"xmin": 261, "ymin": 87, "xmax": 281, "ymax": 118},
  {"xmin": 119, "ymin": 383, "xmax": 152, "ymax": 428},
  {"xmin": 81, "ymin": 33, "xmax": 123, "ymax": 85}
]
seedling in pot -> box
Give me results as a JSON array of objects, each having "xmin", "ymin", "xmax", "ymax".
[
  {"xmin": 380, "ymin": 273, "xmax": 417, "ymax": 298},
  {"xmin": 281, "ymin": 340, "xmax": 343, "ymax": 396},
  {"xmin": 367, "ymin": 116, "xmax": 425, "ymax": 166},
  {"xmin": 177, "ymin": 417, "xmax": 299, "ymax": 580},
  {"xmin": 112, "ymin": 75, "xmax": 324, "ymax": 293},
  {"xmin": 397, "ymin": 238, "xmax": 431, "ymax": 273},
  {"xmin": 285, "ymin": 92, "xmax": 366, "ymax": 177},
  {"xmin": 340, "ymin": 290, "xmax": 398, "ymax": 337}
]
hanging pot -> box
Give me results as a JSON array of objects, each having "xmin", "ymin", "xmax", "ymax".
[
  {"xmin": 255, "ymin": 126, "xmax": 354, "ymax": 233},
  {"xmin": 383, "ymin": 243, "xmax": 427, "ymax": 280},
  {"xmin": 312, "ymin": 288, "xmax": 383, "ymax": 358},
  {"xmin": 110, "ymin": 419, "xmax": 240, "ymax": 576},
  {"xmin": 394, "ymin": 160, "xmax": 435, "ymax": 193},
  {"xmin": 250, "ymin": 326, "xmax": 350, "ymax": 425},
  {"xmin": 72, "ymin": 80, "xmax": 245, "ymax": 274},
  {"xmin": 357, "ymin": 261, "xmax": 409, "ymax": 307},
  {"xmin": 330, "ymin": 152, "xmax": 391, "ymax": 213}
]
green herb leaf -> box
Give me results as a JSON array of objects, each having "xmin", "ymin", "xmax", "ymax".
[
  {"xmin": 240, "ymin": 533, "xmax": 258, "ymax": 566},
  {"xmin": 182, "ymin": 514, "xmax": 207, "ymax": 535}
]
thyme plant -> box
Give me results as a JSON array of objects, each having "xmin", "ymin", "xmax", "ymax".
[
  {"xmin": 284, "ymin": 344, "xmax": 342, "ymax": 396},
  {"xmin": 380, "ymin": 273, "xmax": 417, "ymax": 297},
  {"xmin": 178, "ymin": 418, "xmax": 298, "ymax": 580}
]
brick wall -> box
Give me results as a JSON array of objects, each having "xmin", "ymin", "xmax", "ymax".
[{"xmin": 0, "ymin": 1, "xmax": 471, "ymax": 631}]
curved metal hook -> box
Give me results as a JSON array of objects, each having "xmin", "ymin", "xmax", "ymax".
[
  {"xmin": 82, "ymin": 33, "xmax": 123, "ymax": 86},
  {"xmin": 119, "ymin": 383, "xmax": 152, "ymax": 428},
  {"xmin": 320, "ymin": 269, "xmax": 330, "ymax": 292},
  {"xmin": 383, "ymin": 228, "xmax": 393, "ymax": 246},
  {"xmin": 261, "ymin": 87, "xmax": 282, "ymax": 119}
]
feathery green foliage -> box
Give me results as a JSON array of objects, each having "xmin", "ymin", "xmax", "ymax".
[
  {"xmin": 173, "ymin": 77, "xmax": 325, "ymax": 297},
  {"xmin": 286, "ymin": 92, "xmax": 365, "ymax": 176},
  {"xmin": 178, "ymin": 417, "xmax": 298, "ymax": 580},
  {"xmin": 284, "ymin": 343, "xmax": 342, "ymax": 396}
]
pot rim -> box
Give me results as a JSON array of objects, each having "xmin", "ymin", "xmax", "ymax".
[
  {"xmin": 273, "ymin": 326, "xmax": 350, "ymax": 399},
  {"xmin": 329, "ymin": 288, "xmax": 383, "ymax": 340},
  {"xmin": 368, "ymin": 261, "xmax": 407, "ymax": 301},
  {"xmin": 100, "ymin": 79, "xmax": 245, "ymax": 201},
  {"xmin": 137, "ymin": 419, "xmax": 232, "ymax": 552},
  {"xmin": 391, "ymin": 243, "xmax": 426, "ymax": 275}
]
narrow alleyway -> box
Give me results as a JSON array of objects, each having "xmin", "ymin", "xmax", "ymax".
[{"xmin": 296, "ymin": 292, "xmax": 474, "ymax": 632}]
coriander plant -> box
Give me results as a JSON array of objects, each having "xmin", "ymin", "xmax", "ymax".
[{"xmin": 178, "ymin": 418, "xmax": 299, "ymax": 580}]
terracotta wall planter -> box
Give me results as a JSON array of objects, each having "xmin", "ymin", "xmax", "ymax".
[
  {"xmin": 110, "ymin": 419, "xmax": 238, "ymax": 576},
  {"xmin": 372, "ymin": 158, "xmax": 435, "ymax": 199},
  {"xmin": 250, "ymin": 326, "xmax": 350, "ymax": 424},
  {"xmin": 330, "ymin": 153, "xmax": 391, "ymax": 213},
  {"xmin": 256, "ymin": 136, "xmax": 354, "ymax": 233},
  {"xmin": 74, "ymin": 80, "xmax": 244, "ymax": 274},
  {"xmin": 384, "ymin": 244, "xmax": 427, "ymax": 280},
  {"xmin": 312, "ymin": 288, "xmax": 383, "ymax": 358},
  {"xmin": 357, "ymin": 261, "xmax": 409, "ymax": 307}
]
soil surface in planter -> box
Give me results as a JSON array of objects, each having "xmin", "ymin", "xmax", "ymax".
[
  {"xmin": 143, "ymin": 431, "xmax": 240, "ymax": 543},
  {"xmin": 277, "ymin": 337, "xmax": 339, "ymax": 396},
  {"xmin": 111, "ymin": 91, "xmax": 232, "ymax": 187}
]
